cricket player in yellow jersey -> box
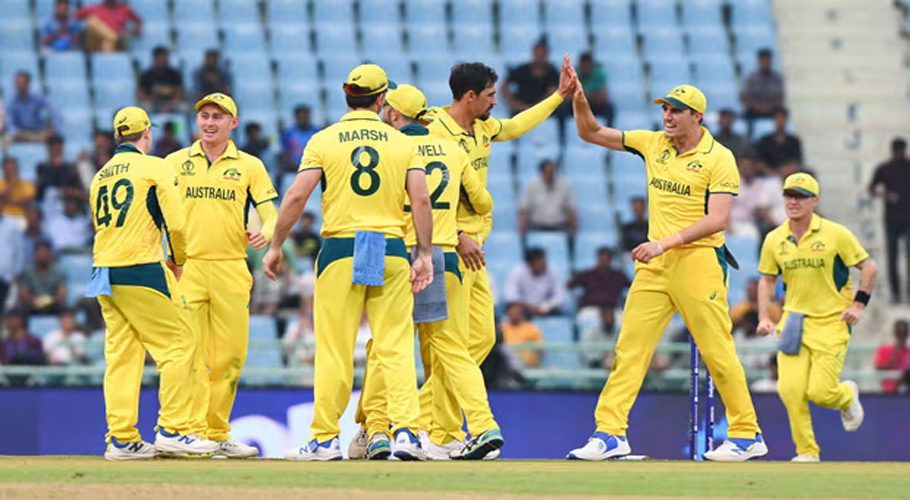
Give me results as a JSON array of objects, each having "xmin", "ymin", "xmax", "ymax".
[
  {"xmin": 348, "ymin": 84, "xmax": 502, "ymax": 461},
  {"xmin": 756, "ymin": 173, "xmax": 876, "ymax": 462},
  {"xmin": 418, "ymin": 57, "xmax": 576, "ymax": 442},
  {"xmin": 263, "ymin": 64, "xmax": 435, "ymax": 461},
  {"xmin": 165, "ymin": 93, "xmax": 278, "ymax": 458},
  {"xmin": 90, "ymin": 106, "xmax": 219, "ymax": 460},
  {"xmin": 565, "ymin": 78, "xmax": 766, "ymax": 461}
]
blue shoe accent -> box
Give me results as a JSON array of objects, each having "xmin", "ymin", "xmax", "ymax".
[
  {"xmin": 453, "ymin": 429, "xmax": 504, "ymax": 460},
  {"xmin": 729, "ymin": 433, "xmax": 763, "ymax": 451},
  {"xmin": 367, "ymin": 435, "xmax": 391, "ymax": 460},
  {"xmin": 394, "ymin": 429, "xmax": 419, "ymax": 444},
  {"xmin": 157, "ymin": 427, "xmax": 180, "ymax": 439},
  {"xmin": 591, "ymin": 432, "xmax": 626, "ymax": 449}
]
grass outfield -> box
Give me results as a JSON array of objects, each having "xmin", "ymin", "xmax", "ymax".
[{"xmin": 1, "ymin": 457, "xmax": 908, "ymax": 498}]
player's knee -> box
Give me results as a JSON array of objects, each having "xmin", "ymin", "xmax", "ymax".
[
  {"xmin": 776, "ymin": 380, "xmax": 805, "ymax": 403},
  {"xmin": 805, "ymin": 381, "xmax": 839, "ymax": 407}
]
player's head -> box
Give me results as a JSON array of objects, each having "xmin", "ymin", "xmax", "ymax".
[
  {"xmin": 782, "ymin": 172, "xmax": 820, "ymax": 220},
  {"xmin": 449, "ymin": 62, "xmax": 498, "ymax": 120},
  {"xmin": 653, "ymin": 84, "xmax": 706, "ymax": 140},
  {"xmin": 343, "ymin": 64, "xmax": 390, "ymax": 113},
  {"xmin": 194, "ymin": 92, "xmax": 239, "ymax": 145},
  {"xmin": 382, "ymin": 84, "xmax": 428, "ymax": 129},
  {"xmin": 112, "ymin": 105, "xmax": 154, "ymax": 151}
]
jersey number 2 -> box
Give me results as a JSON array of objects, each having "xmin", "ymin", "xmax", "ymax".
[{"xmin": 95, "ymin": 179, "xmax": 134, "ymax": 228}]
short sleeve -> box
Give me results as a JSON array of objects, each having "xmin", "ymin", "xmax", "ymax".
[
  {"xmin": 622, "ymin": 130, "xmax": 655, "ymax": 159},
  {"xmin": 298, "ymin": 136, "xmax": 323, "ymax": 172},
  {"xmin": 758, "ymin": 233, "xmax": 780, "ymax": 275},
  {"xmin": 838, "ymin": 226, "xmax": 869, "ymax": 267},
  {"xmin": 249, "ymin": 160, "xmax": 278, "ymax": 205},
  {"xmin": 407, "ymin": 144, "xmax": 425, "ymax": 172},
  {"xmin": 708, "ymin": 151, "xmax": 740, "ymax": 196}
]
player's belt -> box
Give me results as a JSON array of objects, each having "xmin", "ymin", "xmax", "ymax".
[{"xmin": 316, "ymin": 237, "xmax": 409, "ymax": 278}]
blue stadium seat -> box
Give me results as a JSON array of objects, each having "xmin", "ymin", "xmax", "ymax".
[
  {"xmin": 575, "ymin": 231, "xmax": 620, "ymax": 269},
  {"xmin": 536, "ymin": 316, "xmax": 574, "ymax": 343},
  {"xmin": 173, "ymin": 0, "xmax": 217, "ymax": 24},
  {"xmin": 593, "ymin": 27, "xmax": 637, "ymax": 57},
  {"xmin": 269, "ymin": 22, "xmax": 311, "ymax": 56},
  {"xmin": 636, "ymin": 0, "xmax": 681, "ymax": 29},
  {"xmin": 730, "ymin": 0, "xmax": 774, "ymax": 29},
  {"xmin": 361, "ymin": 56, "xmax": 411, "ymax": 84},
  {"xmin": 415, "ymin": 57, "xmax": 455, "ymax": 87},
  {"xmin": 44, "ymin": 53, "xmax": 87, "ymax": 82},
  {"xmin": 451, "ymin": 0, "xmax": 494, "ymax": 27},
  {"xmin": 492, "ymin": 202, "xmax": 518, "ymax": 232},
  {"xmin": 313, "ymin": 24, "xmax": 357, "ymax": 57},
  {"xmin": 544, "ymin": 0, "xmax": 585, "ymax": 28},
  {"xmin": 129, "ymin": 22, "xmax": 172, "ymax": 56},
  {"xmin": 519, "ymin": 118, "xmax": 560, "ymax": 150},
  {"xmin": 46, "ymin": 79, "xmax": 91, "ymax": 110},
  {"xmin": 686, "ymin": 27, "xmax": 730, "ymax": 57},
  {"xmin": 28, "ymin": 315, "xmax": 60, "ymax": 340},
  {"xmin": 129, "ymin": 0, "xmax": 170, "ymax": 21},
  {"xmin": 324, "ymin": 86, "xmax": 350, "ymax": 120},
  {"xmin": 266, "ymin": 0, "xmax": 310, "ymax": 27},
  {"xmin": 0, "ymin": 23, "xmax": 33, "ymax": 52},
  {"xmin": 614, "ymin": 109, "xmax": 656, "ymax": 131},
  {"xmin": 515, "ymin": 143, "xmax": 559, "ymax": 179},
  {"xmin": 175, "ymin": 22, "xmax": 220, "ymax": 54},
  {"xmin": 275, "ymin": 54, "xmax": 320, "ymax": 84},
  {"xmin": 362, "ymin": 25, "xmax": 406, "ymax": 60},
  {"xmin": 7, "ymin": 143, "xmax": 46, "ymax": 182},
  {"xmin": 735, "ymin": 25, "xmax": 778, "ymax": 61},
  {"xmin": 312, "ymin": 0, "xmax": 355, "ymax": 26},
  {"xmin": 680, "ymin": 0, "xmax": 724, "ymax": 28},
  {"xmin": 485, "ymin": 232, "xmax": 522, "ymax": 266},
  {"xmin": 218, "ymin": 0, "xmax": 262, "ymax": 24},
  {"xmin": 525, "ymin": 232, "xmax": 570, "ymax": 279},
  {"xmin": 406, "ymin": 24, "xmax": 449, "ymax": 59},
  {"xmin": 0, "ymin": 52, "xmax": 40, "ymax": 87},
  {"xmin": 224, "ymin": 23, "xmax": 268, "ymax": 55},
  {"xmin": 35, "ymin": 0, "xmax": 60, "ymax": 23},
  {"xmin": 236, "ymin": 108, "xmax": 279, "ymax": 146},
  {"xmin": 569, "ymin": 173, "xmax": 608, "ymax": 206},
  {"xmin": 419, "ymin": 82, "xmax": 450, "ymax": 109},
  {"xmin": 5, "ymin": 0, "xmax": 30, "ymax": 20},
  {"xmin": 92, "ymin": 80, "xmax": 136, "ymax": 111},
  {"xmin": 451, "ymin": 25, "xmax": 494, "ymax": 57},
  {"xmin": 246, "ymin": 315, "xmax": 283, "ymax": 382},
  {"xmin": 406, "ymin": 0, "xmax": 446, "ymax": 24},
  {"xmin": 499, "ymin": 25, "xmax": 544, "ymax": 64},
  {"xmin": 563, "ymin": 145, "xmax": 607, "ymax": 178},
  {"xmin": 590, "ymin": 0, "xmax": 633, "ymax": 28},
  {"xmin": 547, "ymin": 26, "xmax": 589, "ymax": 59},
  {"xmin": 692, "ymin": 56, "xmax": 736, "ymax": 88},
  {"xmin": 698, "ymin": 81, "xmax": 739, "ymax": 112},
  {"xmin": 359, "ymin": 0, "xmax": 402, "ymax": 25},
  {"xmin": 58, "ymin": 109, "xmax": 94, "ymax": 148},
  {"xmin": 641, "ymin": 29, "xmax": 687, "ymax": 63},
  {"xmin": 498, "ymin": 0, "xmax": 540, "ymax": 28}
]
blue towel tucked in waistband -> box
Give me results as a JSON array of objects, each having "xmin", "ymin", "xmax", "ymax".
[
  {"xmin": 85, "ymin": 267, "xmax": 112, "ymax": 298},
  {"xmin": 778, "ymin": 312, "xmax": 805, "ymax": 355},
  {"xmin": 352, "ymin": 231, "xmax": 387, "ymax": 286},
  {"xmin": 413, "ymin": 246, "xmax": 447, "ymax": 324}
]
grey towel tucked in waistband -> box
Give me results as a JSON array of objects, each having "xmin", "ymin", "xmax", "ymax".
[
  {"xmin": 413, "ymin": 246, "xmax": 447, "ymax": 324},
  {"xmin": 778, "ymin": 312, "xmax": 805, "ymax": 355}
]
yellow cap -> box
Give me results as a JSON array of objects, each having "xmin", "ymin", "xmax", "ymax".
[
  {"xmin": 386, "ymin": 84, "xmax": 428, "ymax": 120},
  {"xmin": 194, "ymin": 92, "xmax": 238, "ymax": 116},
  {"xmin": 653, "ymin": 84, "xmax": 707, "ymax": 113},
  {"xmin": 783, "ymin": 172, "xmax": 820, "ymax": 197},
  {"xmin": 343, "ymin": 64, "xmax": 391, "ymax": 96},
  {"xmin": 113, "ymin": 106, "xmax": 153, "ymax": 136}
]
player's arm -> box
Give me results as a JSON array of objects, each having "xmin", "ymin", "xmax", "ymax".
[
  {"xmin": 407, "ymin": 164, "xmax": 434, "ymax": 293},
  {"xmin": 247, "ymin": 161, "xmax": 280, "ymax": 249},
  {"xmin": 460, "ymin": 161, "xmax": 493, "ymax": 215},
  {"xmin": 841, "ymin": 257, "xmax": 877, "ymax": 326},
  {"xmin": 493, "ymin": 55, "xmax": 575, "ymax": 142},
  {"xmin": 263, "ymin": 169, "xmax": 321, "ymax": 279},
  {"xmin": 756, "ymin": 274, "xmax": 779, "ymax": 336},
  {"xmin": 571, "ymin": 71, "xmax": 623, "ymax": 151},
  {"xmin": 154, "ymin": 167, "xmax": 189, "ymax": 266},
  {"xmin": 631, "ymin": 193, "xmax": 733, "ymax": 263}
]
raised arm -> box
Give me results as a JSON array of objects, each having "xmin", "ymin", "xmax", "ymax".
[
  {"xmin": 570, "ymin": 69, "xmax": 623, "ymax": 151},
  {"xmin": 494, "ymin": 55, "xmax": 575, "ymax": 142}
]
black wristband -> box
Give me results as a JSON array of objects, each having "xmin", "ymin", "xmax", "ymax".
[{"xmin": 854, "ymin": 290, "xmax": 871, "ymax": 305}]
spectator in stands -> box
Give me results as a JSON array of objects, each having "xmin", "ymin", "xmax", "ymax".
[
  {"xmin": 0, "ymin": 157, "xmax": 36, "ymax": 225},
  {"xmin": 713, "ymin": 108, "xmax": 751, "ymax": 159},
  {"xmin": 241, "ymin": 122, "xmax": 271, "ymax": 160},
  {"xmin": 6, "ymin": 71, "xmax": 58, "ymax": 143},
  {"xmin": 500, "ymin": 302, "xmax": 543, "ymax": 369},
  {"xmin": 570, "ymin": 247, "xmax": 630, "ymax": 327},
  {"xmin": 45, "ymin": 196, "xmax": 91, "ymax": 253},
  {"xmin": 750, "ymin": 355, "xmax": 778, "ymax": 393},
  {"xmin": 728, "ymin": 154, "xmax": 784, "ymax": 239},
  {"xmin": 42, "ymin": 0, "xmax": 82, "ymax": 51},
  {"xmin": 151, "ymin": 121, "xmax": 182, "ymax": 157},
  {"xmin": 620, "ymin": 196, "xmax": 648, "ymax": 252},
  {"xmin": 868, "ymin": 138, "xmax": 910, "ymax": 303},
  {"xmin": 0, "ymin": 309, "xmax": 46, "ymax": 366},
  {"xmin": 42, "ymin": 308, "xmax": 86, "ymax": 366},
  {"xmin": 518, "ymin": 159, "xmax": 577, "ymax": 239},
  {"xmin": 281, "ymin": 105, "xmax": 318, "ymax": 172},
  {"xmin": 0, "ymin": 204, "xmax": 24, "ymax": 317},
  {"xmin": 741, "ymin": 48, "xmax": 785, "ymax": 128},
  {"xmin": 16, "ymin": 240, "xmax": 67, "ymax": 315},
  {"xmin": 137, "ymin": 46, "xmax": 185, "ymax": 113},
  {"xmin": 576, "ymin": 52, "xmax": 614, "ymax": 126},
  {"xmin": 754, "ymin": 107, "xmax": 802, "ymax": 173},
  {"xmin": 875, "ymin": 319, "xmax": 910, "ymax": 393},
  {"xmin": 504, "ymin": 247, "xmax": 566, "ymax": 316},
  {"xmin": 76, "ymin": 0, "xmax": 141, "ymax": 53},
  {"xmin": 292, "ymin": 211, "xmax": 321, "ymax": 263},
  {"xmin": 193, "ymin": 49, "xmax": 233, "ymax": 101},
  {"xmin": 501, "ymin": 39, "xmax": 559, "ymax": 115},
  {"xmin": 36, "ymin": 134, "xmax": 83, "ymax": 208},
  {"xmin": 20, "ymin": 208, "xmax": 46, "ymax": 269},
  {"xmin": 76, "ymin": 130, "xmax": 114, "ymax": 188}
]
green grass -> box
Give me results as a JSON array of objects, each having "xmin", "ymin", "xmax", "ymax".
[{"xmin": 1, "ymin": 457, "xmax": 909, "ymax": 498}]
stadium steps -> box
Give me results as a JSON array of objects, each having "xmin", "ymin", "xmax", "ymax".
[{"xmin": 774, "ymin": 0, "xmax": 910, "ymax": 340}]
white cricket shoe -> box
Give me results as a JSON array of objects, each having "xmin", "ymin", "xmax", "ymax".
[
  {"xmin": 424, "ymin": 439, "xmax": 462, "ymax": 461},
  {"xmin": 791, "ymin": 455, "xmax": 820, "ymax": 463},
  {"xmin": 216, "ymin": 438, "xmax": 259, "ymax": 458},
  {"xmin": 155, "ymin": 429, "xmax": 220, "ymax": 457},
  {"xmin": 348, "ymin": 427, "xmax": 369, "ymax": 460},
  {"xmin": 566, "ymin": 432, "xmax": 631, "ymax": 461},
  {"xmin": 841, "ymin": 380, "xmax": 864, "ymax": 432},
  {"xmin": 392, "ymin": 429, "xmax": 426, "ymax": 461},
  {"xmin": 286, "ymin": 437, "xmax": 343, "ymax": 461},
  {"xmin": 104, "ymin": 438, "xmax": 158, "ymax": 461},
  {"xmin": 704, "ymin": 434, "xmax": 768, "ymax": 462}
]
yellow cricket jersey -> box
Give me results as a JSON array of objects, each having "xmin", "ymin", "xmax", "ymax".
[
  {"xmin": 623, "ymin": 127, "xmax": 739, "ymax": 248},
  {"xmin": 425, "ymin": 93, "xmax": 563, "ymax": 240},
  {"xmin": 91, "ymin": 144, "xmax": 187, "ymax": 267},
  {"xmin": 759, "ymin": 213, "xmax": 869, "ymax": 317},
  {"xmin": 166, "ymin": 140, "xmax": 277, "ymax": 260},
  {"xmin": 400, "ymin": 124, "xmax": 493, "ymax": 249},
  {"xmin": 299, "ymin": 110, "xmax": 423, "ymax": 239}
]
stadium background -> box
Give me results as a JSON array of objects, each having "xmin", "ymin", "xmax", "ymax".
[{"xmin": 0, "ymin": 0, "xmax": 908, "ymax": 460}]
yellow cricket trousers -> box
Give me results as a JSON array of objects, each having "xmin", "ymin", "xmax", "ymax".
[
  {"xmin": 182, "ymin": 258, "xmax": 252, "ymax": 441},
  {"xmin": 776, "ymin": 312, "xmax": 854, "ymax": 458},
  {"xmin": 99, "ymin": 262, "xmax": 196, "ymax": 443},
  {"xmin": 312, "ymin": 237, "xmax": 420, "ymax": 442},
  {"xmin": 594, "ymin": 246, "xmax": 762, "ymax": 439}
]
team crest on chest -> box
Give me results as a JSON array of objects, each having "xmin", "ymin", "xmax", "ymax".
[
  {"xmin": 686, "ymin": 159, "xmax": 704, "ymax": 173},
  {"xmin": 223, "ymin": 167, "xmax": 242, "ymax": 181},
  {"xmin": 778, "ymin": 240, "xmax": 789, "ymax": 256},
  {"xmin": 482, "ymin": 135, "xmax": 490, "ymax": 148},
  {"xmin": 458, "ymin": 138, "xmax": 470, "ymax": 153},
  {"xmin": 656, "ymin": 149, "xmax": 671, "ymax": 165},
  {"xmin": 810, "ymin": 241, "xmax": 826, "ymax": 252},
  {"xmin": 180, "ymin": 160, "xmax": 195, "ymax": 176}
]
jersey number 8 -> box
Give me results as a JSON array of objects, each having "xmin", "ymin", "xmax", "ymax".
[{"xmin": 350, "ymin": 145, "xmax": 380, "ymax": 196}]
